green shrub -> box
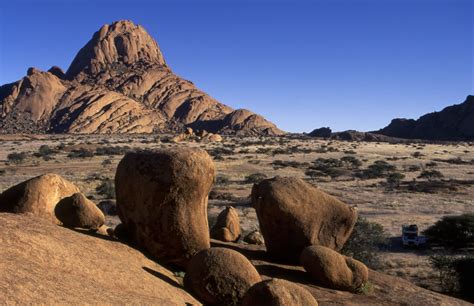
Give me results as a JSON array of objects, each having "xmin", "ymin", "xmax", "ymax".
[
  {"xmin": 341, "ymin": 217, "xmax": 387, "ymax": 269},
  {"xmin": 356, "ymin": 160, "xmax": 396, "ymax": 179},
  {"xmin": 386, "ymin": 172, "xmax": 405, "ymax": 190},
  {"xmin": 68, "ymin": 148, "xmax": 94, "ymax": 158},
  {"xmin": 424, "ymin": 214, "xmax": 474, "ymax": 248},
  {"xmin": 430, "ymin": 254, "xmax": 474, "ymax": 301},
  {"xmin": 245, "ymin": 173, "xmax": 267, "ymax": 184},
  {"xmin": 418, "ymin": 169, "xmax": 444, "ymax": 181},
  {"xmin": 7, "ymin": 152, "xmax": 27, "ymax": 164},
  {"xmin": 215, "ymin": 175, "xmax": 230, "ymax": 186}
]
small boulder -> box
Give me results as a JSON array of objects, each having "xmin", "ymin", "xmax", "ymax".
[
  {"xmin": 210, "ymin": 206, "xmax": 240, "ymax": 242},
  {"xmin": 206, "ymin": 133, "xmax": 223, "ymax": 142},
  {"xmin": 0, "ymin": 173, "xmax": 80, "ymax": 224},
  {"xmin": 243, "ymin": 230, "xmax": 265, "ymax": 245},
  {"xmin": 55, "ymin": 193, "xmax": 105, "ymax": 229},
  {"xmin": 115, "ymin": 148, "xmax": 215, "ymax": 267},
  {"xmin": 251, "ymin": 176, "xmax": 357, "ymax": 261},
  {"xmin": 184, "ymin": 247, "xmax": 261, "ymax": 305},
  {"xmin": 300, "ymin": 245, "xmax": 368, "ymax": 291},
  {"xmin": 242, "ymin": 279, "xmax": 318, "ymax": 306}
]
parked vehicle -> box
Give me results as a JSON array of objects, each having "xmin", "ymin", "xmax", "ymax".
[{"xmin": 402, "ymin": 224, "xmax": 427, "ymax": 247}]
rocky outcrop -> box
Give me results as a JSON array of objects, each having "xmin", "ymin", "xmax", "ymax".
[
  {"xmin": 251, "ymin": 176, "xmax": 357, "ymax": 261},
  {"xmin": 301, "ymin": 245, "xmax": 369, "ymax": 292},
  {"xmin": 0, "ymin": 213, "xmax": 200, "ymax": 304},
  {"xmin": 0, "ymin": 174, "xmax": 80, "ymax": 224},
  {"xmin": 308, "ymin": 127, "xmax": 332, "ymax": 138},
  {"xmin": 54, "ymin": 193, "xmax": 105, "ymax": 229},
  {"xmin": 242, "ymin": 279, "xmax": 318, "ymax": 306},
  {"xmin": 210, "ymin": 206, "xmax": 241, "ymax": 242},
  {"xmin": 115, "ymin": 148, "xmax": 215, "ymax": 267},
  {"xmin": 0, "ymin": 20, "xmax": 283, "ymax": 136},
  {"xmin": 377, "ymin": 95, "xmax": 474, "ymax": 141},
  {"xmin": 184, "ymin": 247, "xmax": 261, "ymax": 305}
]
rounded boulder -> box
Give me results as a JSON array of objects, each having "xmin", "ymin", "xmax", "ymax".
[
  {"xmin": 251, "ymin": 176, "xmax": 357, "ymax": 261},
  {"xmin": 55, "ymin": 193, "xmax": 105, "ymax": 229},
  {"xmin": 242, "ymin": 279, "xmax": 318, "ymax": 306},
  {"xmin": 0, "ymin": 173, "xmax": 80, "ymax": 224},
  {"xmin": 300, "ymin": 245, "xmax": 369, "ymax": 292},
  {"xmin": 115, "ymin": 148, "xmax": 215, "ymax": 267},
  {"xmin": 210, "ymin": 206, "xmax": 241, "ymax": 242},
  {"xmin": 184, "ymin": 247, "xmax": 261, "ymax": 305}
]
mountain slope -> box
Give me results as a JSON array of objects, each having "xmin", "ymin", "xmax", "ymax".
[
  {"xmin": 377, "ymin": 95, "xmax": 474, "ymax": 141},
  {"xmin": 0, "ymin": 20, "xmax": 283, "ymax": 135}
]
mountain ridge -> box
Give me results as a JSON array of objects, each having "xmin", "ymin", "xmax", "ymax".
[
  {"xmin": 376, "ymin": 95, "xmax": 474, "ymax": 141},
  {"xmin": 0, "ymin": 20, "xmax": 283, "ymax": 135}
]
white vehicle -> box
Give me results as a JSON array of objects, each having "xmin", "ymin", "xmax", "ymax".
[{"xmin": 402, "ymin": 224, "xmax": 427, "ymax": 247}]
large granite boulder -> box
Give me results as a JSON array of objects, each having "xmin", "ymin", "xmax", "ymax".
[
  {"xmin": 115, "ymin": 148, "xmax": 215, "ymax": 267},
  {"xmin": 251, "ymin": 176, "xmax": 357, "ymax": 261}
]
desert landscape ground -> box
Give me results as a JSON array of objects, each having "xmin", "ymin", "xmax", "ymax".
[{"xmin": 1, "ymin": 133, "xmax": 472, "ymax": 298}]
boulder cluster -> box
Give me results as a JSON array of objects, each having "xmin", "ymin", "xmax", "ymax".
[
  {"xmin": 0, "ymin": 147, "xmax": 369, "ymax": 305},
  {"xmin": 170, "ymin": 127, "xmax": 223, "ymax": 143}
]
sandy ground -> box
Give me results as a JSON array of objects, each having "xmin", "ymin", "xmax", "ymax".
[{"xmin": 0, "ymin": 134, "xmax": 473, "ymax": 292}]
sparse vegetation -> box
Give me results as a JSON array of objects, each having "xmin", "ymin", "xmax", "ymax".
[
  {"xmin": 341, "ymin": 217, "xmax": 387, "ymax": 269},
  {"xmin": 424, "ymin": 214, "xmax": 474, "ymax": 249},
  {"xmin": 418, "ymin": 170, "xmax": 444, "ymax": 181},
  {"xmin": 7, "ymin": 152, "xmax": 27, "ymax": 164}
]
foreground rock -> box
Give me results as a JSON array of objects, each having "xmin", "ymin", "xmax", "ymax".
[
  {"xmin": 251, "ymin": 176, "xmax": 357, "ymax": 261},
  {"xmin": 210, "ymin": 206, "xmax": 241, "ymax": 242},
  {"xmin": 301, "ymin": 245, "xmax": 368, "ymax": 292},
  {"xmin": 242, "ymin": 279, "xmax": 318, "ymax": 306},
  {"xmin": 0, "ymin": 173, "xmax": 80, "ymax": 224},
  {"xmin": 0, "ymin": 213, "xmax": 200, "ymax": 304},
  {"xmin": 212, "ymin": 240, "xmax": 467, "ymax": 305},
  {"xmin": 184, "ymin": 248, "xmax": 261, "ymax": 305},
  {"xmin": 115, "ymin": 148, "xmax": 215, "ymax": 267},
  {"xmin": 55, "ymin": 193, "xmax": 105, "ymax": 229}
]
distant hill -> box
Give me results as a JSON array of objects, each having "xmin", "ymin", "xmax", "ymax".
[
  {"xmin": 376, "ymin": 95, "xmax": 474, "ymax": 141},
  {"xmin": 0, "ymin": 20, "xmax": 283, "ymax": 136}
]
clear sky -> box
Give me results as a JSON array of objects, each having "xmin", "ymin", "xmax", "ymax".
[{"xmin": 0, "ymin": 0, "xmax": 472, "ymax": 132}]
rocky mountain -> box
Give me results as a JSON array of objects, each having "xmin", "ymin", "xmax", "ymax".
[
  {"xmin": 0, "ymin": 20, "xmax": 283, "ymax": 135},
  {"xmin": 377, "ymin": 95, "xmax": 474, "ymax": 141}
]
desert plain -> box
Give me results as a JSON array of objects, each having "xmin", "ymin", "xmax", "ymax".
[{"xmin": 1, "ymin": 133, "xmax": 472, "ymax": 295}]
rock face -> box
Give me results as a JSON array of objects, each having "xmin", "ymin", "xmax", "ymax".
[
  {"xmin": 308, "ymin": 127, "xmax": 332, "ymax": 138},
  {"xmin": 0, "ymin": 20, "xmax": 283, "ymax": 136},
  {"xmin": 210, "ymin": 206, "xmax": 241, "ymax": 242},
  {"xmin": 377, "ymin": 95, "xmax": 474, "ymax": 141},
  {"xmin": 0, "ymin": 213, "xmax": 200, "ymax": 304},
  {"xmin": 0, "ymin": 173, "xmax": 80, "ymax": 224},
  {"xmin": 115, "ymin": 148, "xmax": 215, "ymax": 267},
  {"xmin": 55, "ymin": 193, "xmax": 105, "ymax": 229},
  {"xmin": 242, "ymin": 279, "xmax": 318, "ymax": 306},
  {"xmin": 184, "ymin": 247, "xmax": 261, "ymax": 305},
  {"xmin": 300, "ymin": 245, "xmax": 368, "ymax": 292},
  {"xmin": 251, "ymin": 176, "xmax": 357, "ymax": 261}
]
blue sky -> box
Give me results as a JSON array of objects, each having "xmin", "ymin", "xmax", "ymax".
[{"xmin": 0, "ymin": 0, "xmax": 472, "ymax": 132}]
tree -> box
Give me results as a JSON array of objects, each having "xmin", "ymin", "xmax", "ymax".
[{"xmin": 424, "ymin": 214, "xmax": 474, "ymax": 248}]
